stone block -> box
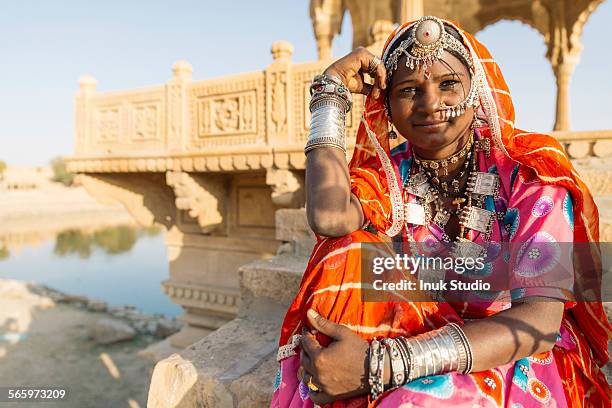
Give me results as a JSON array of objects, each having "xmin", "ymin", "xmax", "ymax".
[
  {"xmin": 275, "ymin": 208, "xmax": 315, "ymax": 257},
  {"xmin": 148, "ymin": 318, "xmax": 280, "ymax": 408}
]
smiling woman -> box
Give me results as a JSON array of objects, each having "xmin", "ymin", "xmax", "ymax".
[{"xmin": 271, "ymin": 16, "xmax": 611, "ymax": 408}]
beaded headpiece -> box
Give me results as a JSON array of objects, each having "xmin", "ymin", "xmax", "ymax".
[{"xmin": 383, "ymin": 16, "xmax": 479, "ymax": 119}]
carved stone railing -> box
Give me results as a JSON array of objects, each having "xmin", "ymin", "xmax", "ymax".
[{"xmin": 68, "ymin": 42, "xmax": 364, "ymax": 176}]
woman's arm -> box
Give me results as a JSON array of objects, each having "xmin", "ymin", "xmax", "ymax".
[
  {"xmin": 305, "ymin": 48, "xmax": 386, "ymax": 237},
  {"xmin": 306, "ymin": 148, "xmax": 364, "ymax": 236},
  {"xmin": 463, "ymin": 298, "xmax": 564, "ymax": 372},
  {"xmin": 300, "ymin": 299, "xmax": 564, "ymax": 405}
]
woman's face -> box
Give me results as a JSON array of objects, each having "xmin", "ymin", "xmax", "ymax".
[{"xmin": 387, "ymin": 50, "xmax": 474, "ymax": 157}]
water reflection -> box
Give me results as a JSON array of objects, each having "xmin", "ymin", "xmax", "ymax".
[
  {"xmin": 0, "ymin": 224, "xmax": 179, "ymax": 317},
  {"xmin": 54, "ymin": 225, "xmax": 161, "ymax": 258}
]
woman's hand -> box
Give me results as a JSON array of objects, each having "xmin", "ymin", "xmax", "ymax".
[
  {"xmin": 299, "ymin": 309, "xmax": 370, "ymax": 405},
  {"xmin": 324, "ymin": 47, "xmax": 387, "ymax": 99}
]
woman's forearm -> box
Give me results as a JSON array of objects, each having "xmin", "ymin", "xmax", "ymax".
[
  {"xmin": 306, "ymin": 148, "xmax": 363, "ymax": 236},
  {"xmin": 463, "ymin": 299, "xmax": 564, "ymax": 372}
]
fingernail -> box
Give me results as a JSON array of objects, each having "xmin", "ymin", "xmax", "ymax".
[{"xmin": 307, "ymin": 309, "xmax": 319, "ymax": 320}]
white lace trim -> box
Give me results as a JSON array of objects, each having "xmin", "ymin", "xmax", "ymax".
[
  {"xmin": 361, "ymin": 117, "xmax": 404, "ymax": 237},
  {"xmin": 277, "ymin": 334, "xmax": 302, "ymax": 362}
]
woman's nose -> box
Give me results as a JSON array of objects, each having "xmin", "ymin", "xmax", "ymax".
[{"xmin": 413, "ymin": 87, "xmax": 440, "ymax": 115}]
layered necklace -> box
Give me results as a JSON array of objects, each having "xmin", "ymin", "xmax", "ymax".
[{"xmin": 403, "ymin": 131, "xmax": 499, "ymax": 259}]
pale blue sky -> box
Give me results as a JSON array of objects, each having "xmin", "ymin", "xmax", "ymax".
[{"xmin": 0, "ymin": 0, "xmax": 610, "ymax": 166}]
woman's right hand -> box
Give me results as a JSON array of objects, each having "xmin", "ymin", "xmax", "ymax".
[{"xmin": 324, "ymin": 47, "xmax": 387, "ymax": 99}]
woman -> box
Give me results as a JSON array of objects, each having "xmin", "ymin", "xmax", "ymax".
[{"xmin": 271, "ymin": 16, "xmax": 610, "ymax": 407}]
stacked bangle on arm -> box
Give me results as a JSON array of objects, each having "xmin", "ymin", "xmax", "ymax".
[
  {"xmin": 304, "ymin": 74, "xmax": 352, "ymax": 155},
  {"xmin": 367, "ymin": 323, "xmax": 473, "ymax": 402}
]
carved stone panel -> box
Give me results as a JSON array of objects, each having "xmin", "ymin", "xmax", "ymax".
[
  {"xmin": 94, "ymin": 107, "xmax": 121, "ymax": 142},
  {"xmin": 130, "ymin": 102, "xmax": 162, "ymax": 142},
  {"xmin": 190, "ymin": 75, "xmax": 265, "ymax": 148}
]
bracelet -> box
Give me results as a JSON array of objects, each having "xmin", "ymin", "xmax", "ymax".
[
  {"xmin": 401, "ymin": 323, "xmax": 473, "ymax": 382},
  {"xmin": 310, "ymin": 73, "xmax": 352, "ymax": 112},
  {"xmin": 368, "ymin": 338, "xmax": 386, "ymax": 400},
  {"xmin": 383, "ymin": 338, "xmax": 408, "ymax": 388},
  {"xmin": 304, "ymin": 93, "xmax": 347, "ymax": 155}
]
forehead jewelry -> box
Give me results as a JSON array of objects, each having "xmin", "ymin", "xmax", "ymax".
[{"xmin": 383, "ymin": 16, "xmax": 480, "ymax": 120}]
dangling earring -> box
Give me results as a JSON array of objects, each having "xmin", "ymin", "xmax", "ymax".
[
  {"xmin": 470, "ymin": 116, "xmax": 486, "ymax": 129},
  {"xmin": 388, "ymin": 123, "xmax": 398, "ymax": 139}
]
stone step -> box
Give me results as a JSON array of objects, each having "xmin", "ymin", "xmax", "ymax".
[{"xmin": 147, "ymin": 317, "xmax": 279, "ymax": 408}]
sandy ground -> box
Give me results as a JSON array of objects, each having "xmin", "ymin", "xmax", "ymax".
[{"xmin": 0, "ymin": 280, "xmax": 155, "ymax": 408}]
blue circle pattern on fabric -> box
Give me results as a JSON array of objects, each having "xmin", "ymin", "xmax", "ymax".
[
  {"xmin": 504, "ymin": 208, "xmax": 520, "ymax": 239},
  {"xmin": 274, "ymin": 367, "xmax": 282, "ymax": 391},
  {"xmin": 563, "ymin": 192, "xmax": 574, "ymax": 230},
  {"xmin": 403, "ymin": 374, "xmax": 455, "ymax": 399}
]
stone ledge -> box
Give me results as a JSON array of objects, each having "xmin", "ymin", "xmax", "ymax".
[{"xmin": 147, "ymin": 317, "xmax": 279, "ymax": 408}]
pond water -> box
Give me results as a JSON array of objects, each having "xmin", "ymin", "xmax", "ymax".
[{"xmin": 0, "ymin": 225, "xmax": 182, "ymax": 317}]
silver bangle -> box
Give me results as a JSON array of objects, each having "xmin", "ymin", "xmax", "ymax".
[
  {"xmin": 402, "ymin": 323, "xmax": 472, "ymax": 381},
  {"xmin": 305, "ymin": 94, "xmax": 347, "ymax": 155},
  {"xmin": 368, "ymin": 338, "xmax": 386, "ymax": 400}
]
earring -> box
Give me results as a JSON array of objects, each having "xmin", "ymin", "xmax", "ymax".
[
  {"xmin": 388, "ymin": 123, "xmax": 398, "ymax": 139},
  {"xmin": 470, "ymin": 116, "xmax": 486, "ymax": 129}
]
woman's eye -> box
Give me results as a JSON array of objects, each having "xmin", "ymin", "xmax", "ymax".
[
  {"xmin": 440, "ymin": 80, "xmax": 459, "ymax": 89},
  {"xmin": 399, "ymin": 87, "xmax": 416, "ymax": 95}
]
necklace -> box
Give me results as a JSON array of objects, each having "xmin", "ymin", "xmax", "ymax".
[
  {"xmin": 413, "ymin": 130, "xmax": 475, "ymax": 177},
  {"xmin": 403, "ymin": 135, "xmax": 500, "ymax": 251}
]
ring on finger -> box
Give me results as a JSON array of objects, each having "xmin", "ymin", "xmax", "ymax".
[{"xmin": 368, "ymin": 56, "xmax": 382, "ymax": 77}]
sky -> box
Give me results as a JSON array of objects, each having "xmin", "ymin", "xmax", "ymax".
[{"xmin": 0, "ymin": 0, "xmax": 610, "ymax": 166}]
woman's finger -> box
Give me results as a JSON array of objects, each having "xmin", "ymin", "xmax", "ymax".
[
  {"xmin": 300, "ymin": 348, "xmax": 316, "ymax": 375},
  {"xmin": 376, "ymin": 59, "xmax": 387, "ymax": 91}
]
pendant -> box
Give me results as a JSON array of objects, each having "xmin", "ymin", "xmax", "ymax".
[
  {"xmin": 452, "ymin": 238, "xmax": 486, "ymax": 260},
  {"xmin": 467, "ymin": 172, "xmax": 500, "ymax": 197},
  {"xmin": 474, "ymin": 138, "xmax": 491, "ymax": 156},
  {"xmin": 406, "ymin": 173, "xmax": 430, "ymax": 197},
  {"xmin": 433, "ymin": 210, "xmax": 450, "ymax": 227},
  {"xmin": 459, "ymin": 206, "xmax": 495, "ymax": 234},
  {"xmin": 404, "ymin": 202, "xmax": 427, "ymax": 225}
]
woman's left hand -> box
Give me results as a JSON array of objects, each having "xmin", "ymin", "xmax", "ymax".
[{"xmin": 300, "ymin": 309, "xmax": 370, "ymax": 405}]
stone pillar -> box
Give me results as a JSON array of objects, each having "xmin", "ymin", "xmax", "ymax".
[
  {"xmin": 310, "ymin": 0, "xmax": 344, "ymax": 60},
  {"xmin": 399, "ymin": 0, "xmax": 424, "ymax": 23},
  {"xmin": 75, "ymin": 75, "xmax": 97, "ymax": 155},
  {"xmin": 552, "ymin": 57, "xmax": 578, "ymax": 131},
  {"xmin": 166, "ymin": 60, "xmax": 193, "ymax": 151}
]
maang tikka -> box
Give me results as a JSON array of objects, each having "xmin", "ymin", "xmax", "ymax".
[{"xmin": 383, "ymin": 16, "xmax": 480, "ymax": 120}]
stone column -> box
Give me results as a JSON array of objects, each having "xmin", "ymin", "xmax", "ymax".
[
  {"xmin": 166, "ymin": 60, "xmax": 193, "ymax": 151},
  {"xmin": 310, "ymin": 0, "xmax": 344, "ymax": 60},
  {"xmin": 552, "ymin": 59, "xmax": 577, "ymax": 131},
  {"xmin": 399, "ymin": 0, "xmax": 424, "ymax": 23},
  {"xmin": 75, "ymin": 75, "xmax": 97, "ymax": 155}
]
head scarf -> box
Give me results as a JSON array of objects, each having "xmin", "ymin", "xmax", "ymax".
[{"xmin": 349, "ymin": 18, "xmax": 611, "ymax": 366}]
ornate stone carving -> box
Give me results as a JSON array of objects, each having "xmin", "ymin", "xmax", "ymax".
[
  {"xmin": 95, "ymin": 108, "xmax": 120, "ymax": 142},
  {"xmin": 270, "ymin": 71, "xmax": 288, "ymax": 135},
  {"xmin": 190, "ymin": 74, "xmax": 264, "ymax": 148},
  {"xmin": 265, "ymin": 169, "xmax": 305, "ymax": 208},
  {"xmin": 77, "ymin": 173, "xmax": 176, "ymax": 229},
  {"xmin": 131, "ymin": 103, "xmax": 161, "ymax": 141},
  {"xmin": 166, "ymin": 171, "xmax": 226, "ymax": 233}
]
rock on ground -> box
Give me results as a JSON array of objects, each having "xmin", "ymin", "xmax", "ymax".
[{"xmin": 92, "ymin": 318, "xmax": 137, "ymax": 345}]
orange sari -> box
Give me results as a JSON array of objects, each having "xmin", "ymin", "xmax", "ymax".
[{"xmin": 272, "ymin": 19, "xmax": 611, "ymax": 407}]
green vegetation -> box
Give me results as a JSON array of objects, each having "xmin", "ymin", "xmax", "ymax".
[
  {"xmin": 0, "ymin": 160, "xmax": 6, "ymax": 175},
  {"xmin": 51, "ymin": 157, "xmax": 74, "ymax": 186},
  {"xmin": 53, "ymin": 224, "xmax": 162, "ymax": 259}
]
